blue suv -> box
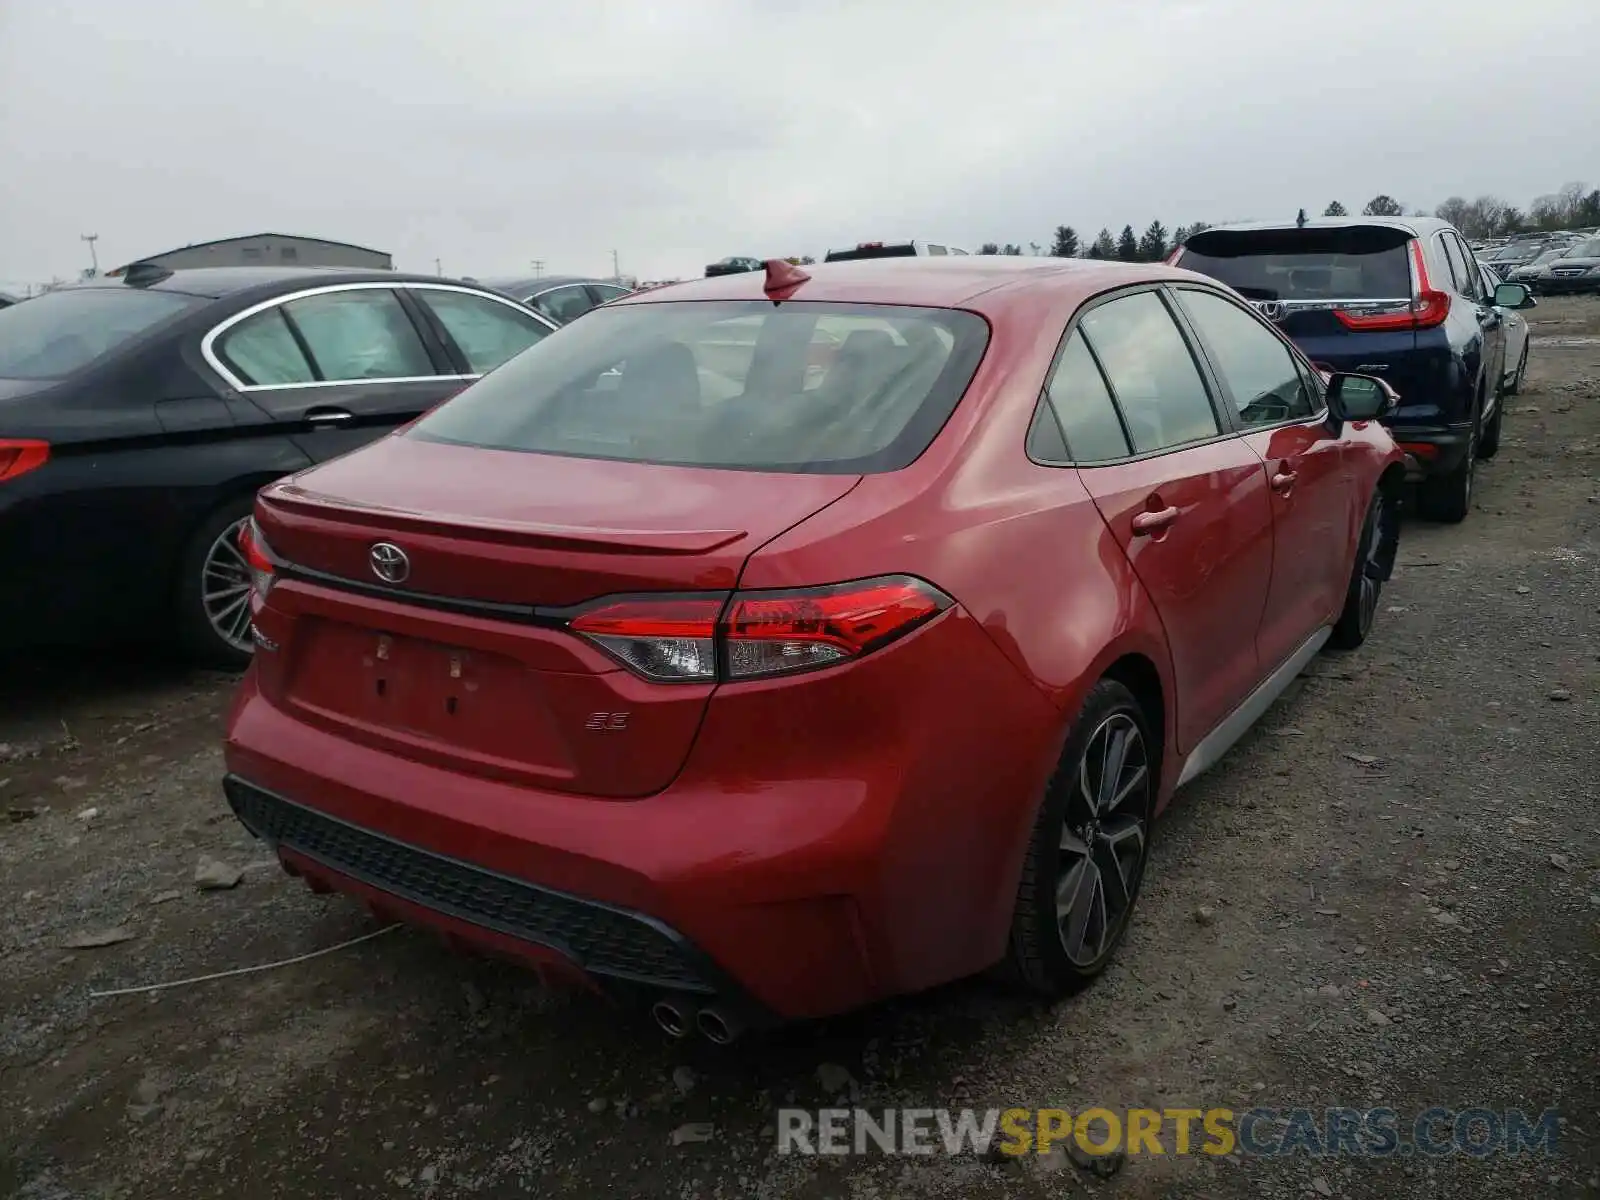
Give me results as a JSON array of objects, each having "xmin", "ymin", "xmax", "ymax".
[{"xmin": 1173, "ymin": 217, "xmax": 1535, "ymax": 522}]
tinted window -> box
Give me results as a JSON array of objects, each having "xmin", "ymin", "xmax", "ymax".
[
  {"xmin": 410, "ymin": 300, "xmax": 988, "ymax": 474},
  {"xmin": 1042, "ymin": 332, "xmax": 1130, "ymax": 462},
  {"xmin": 280, "ymin": 289, "xmax": 433, "ymax": 382},
  {"xmin": 1078, "ymin": 292, "xmax": 1219, "ymax": 453},
  {"xmin": 824, "ymin": 245, "xmax": 918, "ymax": 262},
  {"xmin": 1176, "ymin": 290, "xmax": 1315, "ymax": 426},
  {"xmin": 533, "ymin": 285, "xmax": 596, "ymax": 324},
  {"xmin": 1439, "ymin": 235, "xmax": 1475, "ymax": 299},
  {"xmin": 590, "ymin": 284, "xmax": 630, "ymax": 304},
  {"xmin": 0, "ymin": 287, "xmax": 200, "ymax": 379},
  {"xmin": 1178, "ymin": 226, "xmax": 1413, "ymax": 301},
  {"xmin": 217, "ymin": 307, "xmax": 315, "ymax": 385},
  {"xmin": 414, "ymin": 288, "xmax": 550, "ymax": 374}
]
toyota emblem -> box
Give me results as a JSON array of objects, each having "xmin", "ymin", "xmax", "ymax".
[{"xmin": 369, "ymin": 542, "xmax": 410, "ymax": 584}]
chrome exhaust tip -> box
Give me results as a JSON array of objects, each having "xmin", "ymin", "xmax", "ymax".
[
  {"xmin": 695, "ymin": 1006, "xmax": 742, "ymax": 1045},
  {"xmin": 651, "ymin": 999, "xmax": 691, "ymax": 1039}
]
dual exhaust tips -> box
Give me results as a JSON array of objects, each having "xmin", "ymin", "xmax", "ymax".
[{"xmin": 651, "ymin": 997, "xmax": 742, "ymax": 1044}]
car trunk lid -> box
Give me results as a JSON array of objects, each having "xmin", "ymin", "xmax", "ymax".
[{"xmin": 252, "ymin": 434, "xmax": 860, "ymax": 797}]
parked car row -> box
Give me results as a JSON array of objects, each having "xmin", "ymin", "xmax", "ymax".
[{"xmin": 207, "ymin": 251, "xmax": 1410, "ymax": 1039}]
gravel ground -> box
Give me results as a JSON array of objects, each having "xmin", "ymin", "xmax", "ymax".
[{"xmin": 2, "ymin": 298, "xmax": 1597, "ymax": 1200}]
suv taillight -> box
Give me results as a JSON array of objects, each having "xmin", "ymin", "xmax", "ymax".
[
  {"xmin": 567, "ymin": 576, "xmax": 953, "ymax": 683},
  {"xmin": 238, "ymin": 518, "xmax": 277, "ymax": 611},
  {"xmin": 0, "ymin": 439, "xmax": 50, "ymax": 484},
  {"xmin": 1335, "ymin": 240, "xmax": 1450, "ymax": 332}
]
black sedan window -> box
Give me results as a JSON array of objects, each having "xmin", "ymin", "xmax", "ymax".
[{"xmin": 0, "ymin": 288, "xmax": 201, "ymax": 379}]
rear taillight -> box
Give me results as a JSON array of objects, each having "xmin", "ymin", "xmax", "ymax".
[
  {"xmin": 0, "ymin": 439, "xmax": 50, "ymax": 484},
  {"xmin": 238, "ymin": 518, "xmax": 277, "ymax": 610},
  {"xmin": 567, "ymin": 575, "xmax": 953, "ymax": 683},
  {"xmin": 1334, "ymin": 241, "xmax": 1450, "ymax": 331}
]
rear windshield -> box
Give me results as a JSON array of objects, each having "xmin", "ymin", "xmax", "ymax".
[
  {"xmin": 1178, "ymin": 227, "xmax": 1413, "ymax": 301},
  {"xmin": 0, "ymin": 287, "xmax": 200, "ymax": 379},
  {"xmin": 409, "ymin": 300, "xmax": 989, "ymax": 474},
  {"xmin": 824, "ymin": 245, "xmax": 918, "ymax": 262}
]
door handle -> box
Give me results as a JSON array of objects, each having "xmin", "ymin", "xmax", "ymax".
[
  {"xmin": 1131, "ymin": 506, "xmax": 1180, "ymax": 535},
  {"xmin": 305, "ymin": 407, "xmax": 354, "ymax": 426},
  {"xmin": 1271, "ymin": 468, "xmax": 1298, "ymax": 493}
]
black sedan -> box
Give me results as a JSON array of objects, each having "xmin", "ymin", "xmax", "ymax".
[
  {"xmin": 0, "ymin": 263, "xmax": 557, "ymax": 666},
  {"xmin": 475, "ymin": 275, "xmax": 631, "ymax": 325},
  {"xmin": 704, "ymin": 256, "xmax": 763, "ymax": 278}
]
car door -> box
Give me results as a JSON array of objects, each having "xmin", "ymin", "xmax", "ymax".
[
  {"xmin": 1055, "ymin": 289, "xmax": 1275, "ymax": 752},
  {"xmin": 1170, "ymin": 285, "xmax": 1352, "ymax": 673},
  {"xmin": 1438, "ymin": 233, "xmax": 1504, "ymax": 419},
  {"xmin": 206, "ymin": 283, "xmax": 463, "ymax": 462},
  {"xmin": 406, "ymin": 285, "xmax": 556, "ymax": 379},
  {"xmin": 529, "ymin": 283, "xmax": 598, "ymax": 325}
]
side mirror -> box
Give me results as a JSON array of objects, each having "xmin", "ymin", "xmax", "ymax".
[
  {"xmin": 1327, "ymin": 372, "xmax": 1398, "ymax": 422},
  {"xmin": 1493, "ymin": 281, "xmax": 1536, "ymax": 310}
]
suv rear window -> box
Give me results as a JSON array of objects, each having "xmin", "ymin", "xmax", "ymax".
[
  {"xmin": 409, "ymin": 300, "xmax": 989, "ymax": 474},
  {"xmin": 0, "ymin": 287, "xmax": 201, "ymax": 379},
  {"xmin": 1178, "ymin": 226, "xmax": 1413, "ymax": 302},
  {"xmin": 824, "ymin": 244, "xmax": 918, "ymax": 262}
]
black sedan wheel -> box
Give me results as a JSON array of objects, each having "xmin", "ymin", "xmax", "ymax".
[
  {"xmin": 1005, "ymin": 679, "xmax": 1155, "ymax": 996},
  {"xmin": 174, "ymin": 498, "xmax": 257, "ymax": 670}
]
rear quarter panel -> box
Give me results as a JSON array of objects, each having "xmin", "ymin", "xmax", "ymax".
[{"xmin": 735, "ymin": 282, "xmax": 1177, "ymax": 980}]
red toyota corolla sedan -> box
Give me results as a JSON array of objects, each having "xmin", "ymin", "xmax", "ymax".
[{"xmin": 223, "ymin": 257, "xmax": 1405, "ymax": 1041}]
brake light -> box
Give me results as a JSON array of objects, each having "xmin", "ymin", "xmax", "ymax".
[
  {"xmin": 0, "ymin": 439, "xmax": 50, "ymax": 483},
  {"xmin": 238, "ymin": 518, "xmax": 277, "ymax": 610},
  {"xmin": 567, "ymin": 576, "xmax": 953, "ymax": 683},
  {"xmin": 1334, "ymin": 241, "xmax": 1450, "ymax": 331}
]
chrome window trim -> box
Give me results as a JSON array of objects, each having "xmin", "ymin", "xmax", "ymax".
[{"xmin": 201, "ymin": 280, "xmax": 557, "ymax": 392}]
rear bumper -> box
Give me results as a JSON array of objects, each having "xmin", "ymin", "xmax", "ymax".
[
  {"xmin": 221, "ymin": 610, "xmax": 1060, "ymax": 1021},
  {"xmin": 1388, "ymin": 422, "xmax": 1473, "ymax": 480}
]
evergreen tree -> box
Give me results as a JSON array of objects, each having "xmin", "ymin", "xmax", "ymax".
[
  {"xmin": 1116, "ymin": 225, "xmax": 1139, "ymax": 262},
  {"xmin": 1088, "ymin": 228, "xmax": 1116, "ymax": 259},
  {"xmin": 1002, "ymin": 244, "xmax": 1023, "ymax": 255},
  {"xmin": 1049, "ymin": 225, "xmax": 1080, "ymax": 258},
  {"xmin": 978, "ymin": 242, "xmax": 1001, "ymax": 255},
  {"xmin": 1324, "ymin": 201, "xmax": 1348, "ymax": 217},
  {"xmin": 1137, "ymin": 220, "xmax": 1169, "ymax": 262}
]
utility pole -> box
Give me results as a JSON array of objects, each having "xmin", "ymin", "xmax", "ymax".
[
  {"xmin": 81, "ymin": 233, "xmax": 99, "ymax": 276},
  {"xmin": 434, "ymin": 257, "xmax": 442, "ymax": 275},
  {"xmin": 530, "ymin": 259, "xmax": 544, "ymax": 279},
  {"xmin": 611, "ymin": 249, "xmax": 620, "ymax": 282}
]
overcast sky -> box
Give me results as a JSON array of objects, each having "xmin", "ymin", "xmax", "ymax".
[{"xmin": 2, "ymin": 0, "xmax": 1596, "ymax": 288}]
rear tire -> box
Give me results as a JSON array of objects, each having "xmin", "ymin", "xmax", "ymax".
[
  {"xmin": 1003, "ymin": 679, "xmax": 1155, "ymax": 998},
  {"xmin": 1479, "ymin": 397, "xmax": 1503, "ymax": 461},
  {"xmin": 173, "ymin": 496, "xmax": 257, "ymax": 671},
  {"xmin": 1416, "ymin": 399, "xmax": 1479, "ymax": 524},
  {"xmin": 1329, "ymin": 488, "xmax": 1395, "ymax": 651}
]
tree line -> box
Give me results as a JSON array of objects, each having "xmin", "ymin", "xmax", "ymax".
[{"xmin": 977, "ymin": 183, "xmax": 1600, "ymax": 261}]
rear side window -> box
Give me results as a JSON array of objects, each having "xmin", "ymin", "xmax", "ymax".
[
  {"xmin": 1438, "ymin": 235, "xmax": 1475, "ymax": 298},
  {"xmin": 1178, "ymin": 226, "xmax": 1413, "ymax": 302},
  {"xmin": 217, "ymin": 307, "xmax": 316, "ymax": 385},
  {"xmin": 824, "ymin": 244, "xmax": 919, "ymax": 262},
  {"xmin": 279, "ymin": 289, "xmax": 434, "ymax": 382},
  {"xmin": 0, "ymin": 287, "xmax": 200, "ymax": 379},
  {"xmin": 533, "ymin": 285, "xmax": 597, "ymax": 324},
  {"xmin": 1078, "ymin": 292, "xmax": 1219, "ymax": 453},
  {"xmin": 1040, "ymin": 332, "xmax": 1130, "ymax": 462},
  {"xmin": 409, "ymin": 300, "xmax": 989, "ymax": 474},
  {"xmin": 413, "ymin": 288, "xmax": 550, "ymax": 373}
]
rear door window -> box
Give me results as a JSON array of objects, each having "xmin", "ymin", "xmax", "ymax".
[
  {"xmin": 1178, "ymin": 226, "xmax": 1414, "ymax": 302},
  {"xmin": 412, "ymin": 287, "xmax": 551, "ymax": 374},
  {"xmin": 533, "ymin": 285, "xmax": 596, "ymax": 324},
  {"xmin": 279, "ymin": 288, "xmax": 435, "ymax": 381},
  {"xmin": 409, "ymin": 300, "xmax": 989, "ymax": 474},
  {"xmin": 1077, "ymin": 291, "xmax": 1221, "ymax": 453},
  {"xmin": 216, "ymin": 307, "xmax": 316, "ymax": 385},
  {"xmin": 1174, "ymin": 289, "xmax": 1316, "ymax": 426}
]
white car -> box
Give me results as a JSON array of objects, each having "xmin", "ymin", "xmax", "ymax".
[{"xmin": 1479, "ymin": 260, "xmax": 1532, "ymax": 395}]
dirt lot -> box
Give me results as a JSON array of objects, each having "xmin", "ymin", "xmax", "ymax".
[{"xmin": 3, "ymin": 298, "xmax": 1598, "ymax": 1200}]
